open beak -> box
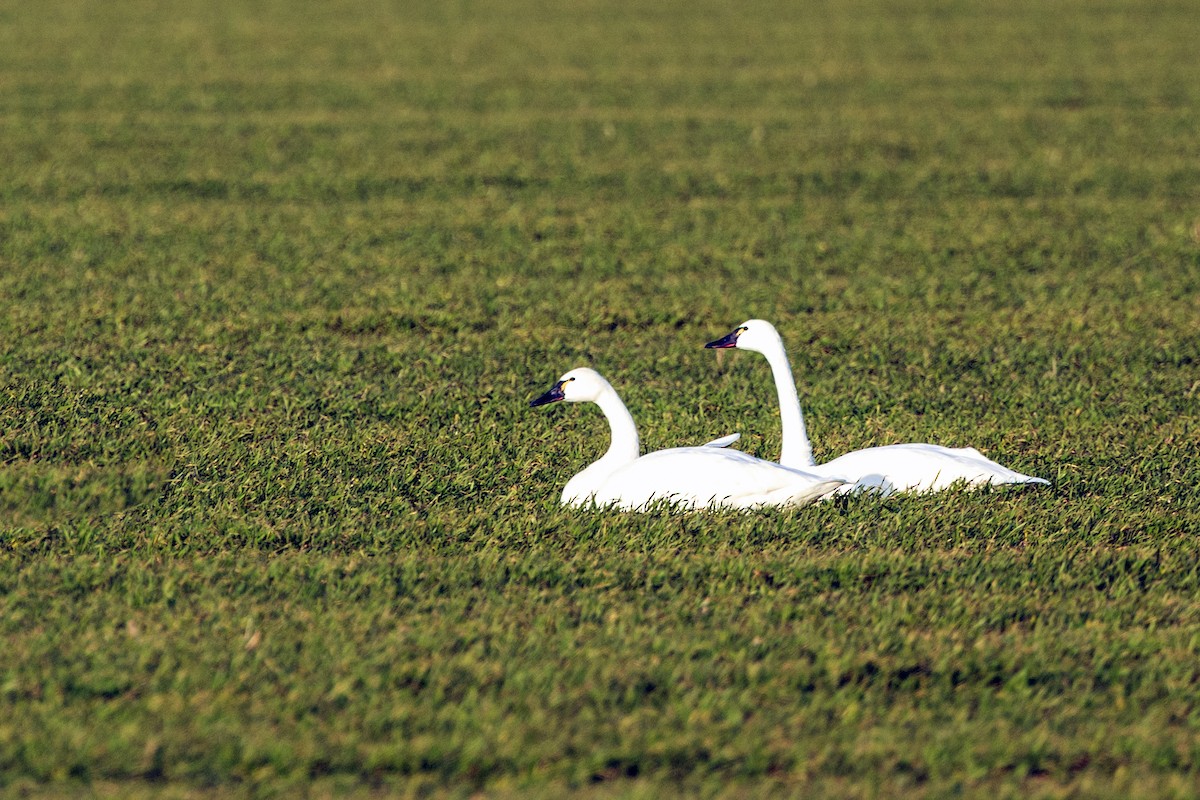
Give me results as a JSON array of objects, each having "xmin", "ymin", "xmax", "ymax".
[
  {"xmin": 529, "ymin": 380, "xmax": 567, "ymax": 407},
  {"xmin": 704, "ymin": 329, "xmax": 741, "ymax": 349}
]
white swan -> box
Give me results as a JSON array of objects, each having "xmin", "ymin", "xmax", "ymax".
[
  {"xmin": 705, "ymin": 320, "xmax": 1050, "ymax": 495},
  {"xmin": 530, "ymin": 367, "xmax": 846, "ymax": 510}
]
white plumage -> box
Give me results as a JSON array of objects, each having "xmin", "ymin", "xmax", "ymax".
[
  {"xmin": 705, "ymin": 319, "xmax": 1050, "ymax": 496},
  {"xmin": 530, "ymin": 367, "xmax": 845, "ymax": 510}
]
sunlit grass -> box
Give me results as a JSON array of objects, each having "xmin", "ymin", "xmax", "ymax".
[{"xmin": 1, "ymin": 0, "xmax": 1198, "ymax": 796}]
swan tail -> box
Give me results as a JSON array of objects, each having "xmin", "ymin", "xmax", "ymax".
[
  {"xmin": 830, "ymin": 473, "xmax": 895, "ymax": 497},
  {"xmin": 769, "ymin": 478, "xmax": 848, "ymax": 507}
]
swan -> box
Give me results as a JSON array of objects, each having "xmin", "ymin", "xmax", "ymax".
[
  {"xmin": 529, "ymin": 367, "xmax": 846, "ymax": 510},
  {"xmin": 704, "ymin": 320, "xmax": 1050, "ymax": 495}
]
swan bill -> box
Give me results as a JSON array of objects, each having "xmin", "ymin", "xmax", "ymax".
[
  {"xmin": 704, "ymin": 328, "xmax": 743, "ymax": 349},
  {"xmin": 530, "ymin": 381, "xmax": 567, "ymax": 407}
]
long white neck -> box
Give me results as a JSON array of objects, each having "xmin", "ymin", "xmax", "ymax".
[
  {"xmin": 593, "ymin": 385, "xmax": 640, "ymax": 464},
  {"xmin": 561, "ymin": 383, "xmax": 640, "ymax": 504},
  {"xmin": 760, "ymin": 330, "xmax": 815, "ymax": 468}
]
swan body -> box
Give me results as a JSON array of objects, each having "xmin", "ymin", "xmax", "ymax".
[
  {"xmin": 817, "ymin": 443, "xmax": 1045, "ymax": 494},
  {"xmin": 705, "ymin": 320, "xmax": 1050, "ymax": 496},
  {"xmin": 530, "ymin": 368, "xmax": 846, "ymax": 510}
]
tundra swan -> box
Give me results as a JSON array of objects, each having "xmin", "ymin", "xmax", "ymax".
[
  {"xmin": 530, "ymin": 367, "xmax": 846, "ymax": 510},
  {"xmin": 705, "ymin": 320, "xmax": 1050, "ymax": 495}
]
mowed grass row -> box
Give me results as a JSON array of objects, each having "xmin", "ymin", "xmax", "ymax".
[
  {"xmin": 5, "ymin": 528, "xmax": 1200, "ymax": 796},
  {"xmin": 1, "ymin": 0, "xmax": 1199, "ymax": 795}
]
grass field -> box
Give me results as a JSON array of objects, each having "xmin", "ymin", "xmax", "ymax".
[{"xmin": 2, "ymin": 0, "xmax": 1199, "ymax": 796}]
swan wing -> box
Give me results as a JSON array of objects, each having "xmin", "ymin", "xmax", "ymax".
[
  {"xmin": 702, "ymin": 433, "xmax": 741, "ymax": 448},
  {"xmin": 821, "ymin": 444, "xmax": 1048, "ymax": 494}
]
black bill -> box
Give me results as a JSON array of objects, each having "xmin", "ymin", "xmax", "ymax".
[
  {"xmin": 704, "ymin": 329, "xmax": 741, "ymax": 349},
  {"xmin": 529, "ymin": 380, "xmax": 567, "ymax": 407}
]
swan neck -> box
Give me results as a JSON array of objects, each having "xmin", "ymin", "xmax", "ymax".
[
  {"xmin": 594, "ymin": 386, "xmax": 640, "ymax": 464},
  {"xmin": 762, "ymin": 334, "xmax": 815, "ymax": 468}
]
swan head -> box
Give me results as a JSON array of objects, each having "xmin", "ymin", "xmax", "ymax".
[
  {"xmin": 704, "ymin": 319, "xmax": 782, "ymax": 355},
  {"xmin": 529, "ymin": 367, "xmax": 613, "ymax": 407}
]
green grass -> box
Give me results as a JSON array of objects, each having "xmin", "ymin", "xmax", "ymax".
[{"xmin": 2, "ymin": 0, "xmax": 1199, "ymax": 796}]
